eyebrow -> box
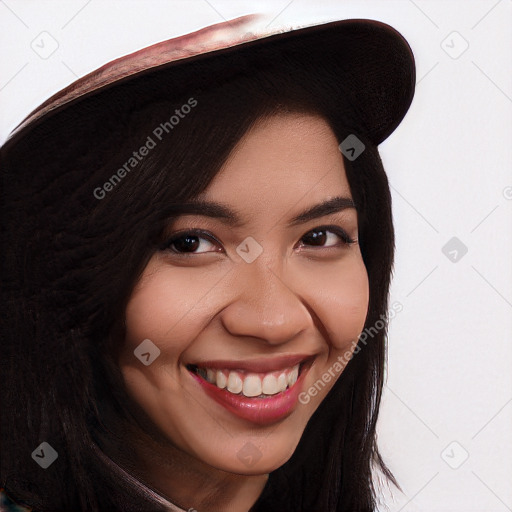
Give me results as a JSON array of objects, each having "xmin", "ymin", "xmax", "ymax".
[{"xmin": 167, "ymin": 196, "xmax": 356, "ymax": 228}]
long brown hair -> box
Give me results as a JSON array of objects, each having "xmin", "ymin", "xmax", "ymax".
[{"xmin": 1, "ymin": 39, "xmax": 397, "ymax": 511}]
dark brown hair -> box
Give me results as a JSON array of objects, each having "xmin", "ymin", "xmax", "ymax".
[{"xmin": 1, "ymin": 40, "xmax": 397, "ymax": 511}]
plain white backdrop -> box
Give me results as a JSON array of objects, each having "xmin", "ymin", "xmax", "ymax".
[{"xmin": 1, "ymin": 1, "xmax": 511, "ymax": 510}]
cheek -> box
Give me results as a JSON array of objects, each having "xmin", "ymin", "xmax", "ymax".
[
  {"xmin": 122, "ymin": 263, "xmax": 219, "ymax": 360},
  {"xmin": 298, "ymin": 254, "xmax": 369, "ymax": 350},
  {"xmin": 124, "ymin": 253, "xmax": 369, "ymax": 358}
]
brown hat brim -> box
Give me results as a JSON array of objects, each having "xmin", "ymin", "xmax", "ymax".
[{"xmin": 2, "ymin": 14, "xmax": 415, "ymax": 152}]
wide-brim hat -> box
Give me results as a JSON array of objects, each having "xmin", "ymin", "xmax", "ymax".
[{"xmin": 1, "ymin": 13, "xmax": 415, "ymax": 155}]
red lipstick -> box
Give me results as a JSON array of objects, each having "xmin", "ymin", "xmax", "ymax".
[{"xmin": 187, "ymin": 358, "xmax": 312, "ymax": 425}]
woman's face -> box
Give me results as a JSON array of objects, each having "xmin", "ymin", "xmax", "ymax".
[{"xmin": 119, "ymin": 112, "xmax": 369, "ymax": 475}]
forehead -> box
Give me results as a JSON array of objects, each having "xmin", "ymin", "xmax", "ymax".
[{"xmin": 196, "ymin": 112, "xmax": 351, "ymax": 213}]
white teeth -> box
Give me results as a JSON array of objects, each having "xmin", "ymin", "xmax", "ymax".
[
  {"xmin": 287, "ymin": 364, "xmax": 299, "ymax": 386},
  {"xmin": 206, "ymin": 369, "xmax": 216, "ymax": 384},
  {"xmin": 216, "ymin": 370, "xmax": 227, "ymax": 389},
  {"xmin": 194, "ymin": 363, "xmax": 302, "ymax": 397},
  {"xmin": 243, "ymin": 374, "xmax": 262, "ymax": 397},
  {"xmin": 277, "ymin": 373, "xmax": 287, "ymax": 392},
  {"xmin": 227, "ymin": 371, "xmax": 243, "ymax": 394},
  {"xmin": 262, "ymin": 374, "xmax": 278, "ymax": 395}
]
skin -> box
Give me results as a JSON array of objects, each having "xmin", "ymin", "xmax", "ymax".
[{"xmin": 117, "ymin": 112, "xmax": 370, "ymax": 512}]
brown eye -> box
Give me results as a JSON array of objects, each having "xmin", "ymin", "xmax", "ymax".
[
  {"xmin": 300, "ymin": 225, "xmax": 355, "ymax": 248},
  {"xmin": 160, "ymin": 230, "xmax": 220, "ymax": 255}
]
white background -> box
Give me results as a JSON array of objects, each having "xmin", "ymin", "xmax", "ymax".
[{"xmin": 1, "ymin": 1, "xmax": 511, "ymax": 510}]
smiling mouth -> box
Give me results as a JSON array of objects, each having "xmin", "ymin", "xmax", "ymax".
[{"xmin": 186, "ymin": 359, "xmax": 310, "ymax": 399}]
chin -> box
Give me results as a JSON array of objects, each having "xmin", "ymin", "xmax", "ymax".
[{"xmin": 199, "ymin": 426, "xmax": 304, "ymax": 476}]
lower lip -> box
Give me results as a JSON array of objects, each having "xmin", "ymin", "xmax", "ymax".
[{"xmin": 188, "ymin": 366, "xmax": 310, "ymax": 425}]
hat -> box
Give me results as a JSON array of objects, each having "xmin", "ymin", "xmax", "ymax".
[{"xmin": 1, "ymin": 13, "xmax": 415, "ymax": 154}]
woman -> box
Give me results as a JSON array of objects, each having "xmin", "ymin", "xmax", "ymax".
[{"xmin": 0, "ymin": 14, "xmax": 415, "ymax": 512}]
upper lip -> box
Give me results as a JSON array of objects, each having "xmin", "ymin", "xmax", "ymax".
[{"xmin": 187, "ymin": 354, "xmax": 314, "ymax": 373}]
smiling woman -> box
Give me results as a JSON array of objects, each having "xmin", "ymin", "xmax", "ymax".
[
  {"xmin": 0, "ymin": 14, "xmax": 415, "ymax": 512},
  {"xmin": 117, "ymin": 112, "xmax": 369, "ymax": 506}
]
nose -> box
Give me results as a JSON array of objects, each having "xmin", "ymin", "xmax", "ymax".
[{"xmin": 220, "ymin": 260, "xmax": 312, "ymax": 345}]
